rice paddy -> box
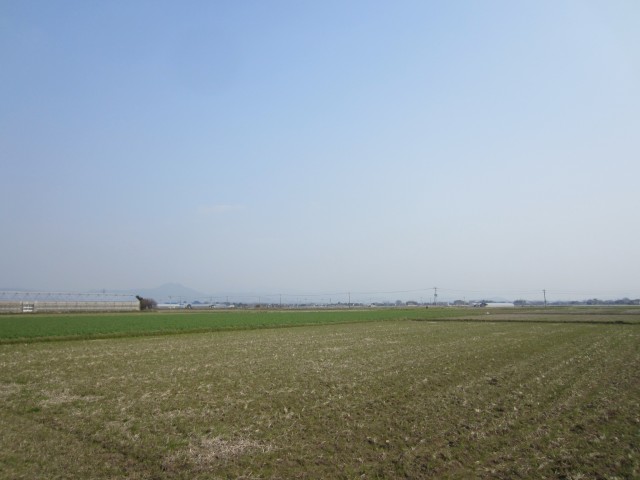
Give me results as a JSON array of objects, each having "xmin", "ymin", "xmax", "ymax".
[{"xmin": 0, "ymin": 309, "xmax": 638, "ymax": 478}]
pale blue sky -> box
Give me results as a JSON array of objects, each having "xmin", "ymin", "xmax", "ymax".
[{"xmin": 2, "ymin": 1, "xmax": 639, "ymax": 302}]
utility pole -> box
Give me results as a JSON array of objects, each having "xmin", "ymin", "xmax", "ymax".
[
  {"xmin": 348, "ymin": 292, "xmax": 351, "ymax": 309},
  {"xmin": 433, "ymin": 287, "xmax": 438, "ymax": 306},
  {"xmin": 543, "ymin": 289, "xmax": 547, "ymax": 308}
]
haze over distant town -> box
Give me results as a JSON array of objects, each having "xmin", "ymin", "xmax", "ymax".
[{"xmin": 2, "ymin": 2, "xmax": 639, "ymax": 302}]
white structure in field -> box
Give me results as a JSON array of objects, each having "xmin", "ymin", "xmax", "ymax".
[
  {"xmin": 0, "ymin": 301, "xmax": 140, "ymax": 313},
  {"xmin": 0, "ymin": 291, "xmax": 141, "ymax": 313}
]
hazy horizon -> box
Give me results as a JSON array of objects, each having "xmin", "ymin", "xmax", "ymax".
[
  {"xmin": 2, "ymin": 282, "xmax": 637, "ymax": 306},
  {"xmin": 2, "ymin": 2, "xmax": 639, "ymax": 300}
]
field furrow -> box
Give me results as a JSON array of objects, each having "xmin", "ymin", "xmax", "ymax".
[{"xmin": 0, "ymin": 317, "xmax": 638, "ymax": 479}]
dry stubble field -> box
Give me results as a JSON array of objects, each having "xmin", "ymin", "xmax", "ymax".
[{"xmin": 1, "ymin": 316, "xmax": 639, "ymax": 479}]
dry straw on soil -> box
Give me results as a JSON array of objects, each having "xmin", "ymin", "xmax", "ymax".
[{"xmin": 0, "ymin": 317, "xmax": 638, "ymax": 479}]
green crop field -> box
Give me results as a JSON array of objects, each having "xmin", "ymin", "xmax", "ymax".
[
  {"xmin": 0, "ymin": 308, "xmax": 484, "ymax": 343},
  {"xmin": 0, "ymin": 310, "xmax": 638, "ymax": 478},
  {"xmin": 1, "ymin": 307, "xmax": 639, "ymax": 344}
]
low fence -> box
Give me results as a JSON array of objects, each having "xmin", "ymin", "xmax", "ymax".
[{"xmin": 0, "ymin": 301, "xmax": 140, "ymax": 314}]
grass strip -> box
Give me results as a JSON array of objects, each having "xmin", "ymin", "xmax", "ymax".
[{"xmin": 0, "ymin": 308, "xmax": 475, "ymax": 344}]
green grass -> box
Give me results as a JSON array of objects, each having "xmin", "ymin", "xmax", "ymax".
[
  {"xmin": 1, "ymin": 306, "xmax": 639, "ymax": 344},
  {"xmin": 0, "ymin": 317, "xmax": 638, "ymax": 479},
  {"xmin": 0, "ymin": 307, "xmax": 480, "ymax": 343}
]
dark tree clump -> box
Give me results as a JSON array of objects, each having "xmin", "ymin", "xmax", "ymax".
[{"xmin": 136, "ymin": 296, "xmax": 157, "ymax": 310}]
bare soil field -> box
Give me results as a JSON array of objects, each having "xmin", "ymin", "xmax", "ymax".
[
  {"xmin": 450, "ymin": 312, "xmax": 640, "ymax": 324},
  {"xmin": 1, "ymin": 319, "xmax": 638, "ymax": 478}
]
